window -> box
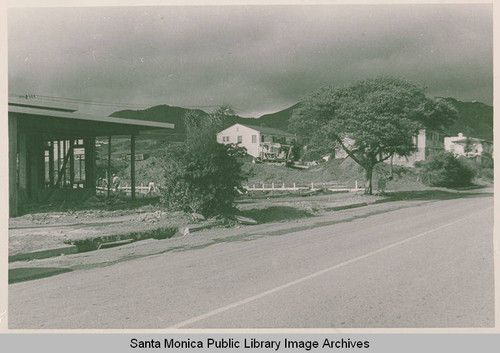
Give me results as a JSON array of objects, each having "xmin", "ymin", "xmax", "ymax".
[
  {"xmin": 237, "ymin": 136, "xmax": 242, "ymax": 143},
  {"xmin": 261, "ymin": 135, "xmax": 265, "ymax": 142},
  {"xmin": 252, "ymin": 135, "xmax": 257, "ymax": 143}
]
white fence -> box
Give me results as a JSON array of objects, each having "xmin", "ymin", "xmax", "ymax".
[
  {"xmin": 96, "ymin": 183, "xmax": 159, "ymax": 197},
  {"xmin": 243, "ymin": 181, "xmax": 362, "ymax": 192},
  {"xmin": 96, "ymin": 180, "xmax": 364, "ymax": 197}
]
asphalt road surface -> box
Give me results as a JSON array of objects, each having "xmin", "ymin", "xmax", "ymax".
[{"xmin": 9, "ymin": 194, "xmax": 494, "ymax": 329}]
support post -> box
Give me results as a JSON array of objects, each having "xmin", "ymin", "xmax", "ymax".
[
  {"xmin": 48, "ymin": 141, "xmax": 54, "ymax": 187},
  {"xmin": 57, "ymin": 141, "xmax": 61, "ymax": 181},
  {"xmin": 69, "ymin": 140, "xmax": 75, "ymax": 188},
  {"xmin": 63, "ymin": 140, "xmax": 67, "ymax": 186},
  {"xmin": 107, "ymin": 135, "xmax": 112, "ymax": 198},
  {"xmin": 36, "ymin": 136, "xmax": 45, "ymax": 195},
  {"xmin": 9, "ymin": 115, "xmax": 18, "ymax": 216},
  {"xmin": 130, "ymin": 132, "xmax": 136, "ymax": 200},
  {"xmin": 84, "ymin": 136, "xmax": 96, "ymax": 191},
  {"xmin": 53, "ymin": 140, "xmax": 75, "ymax": 189},
  {"xmin": 79, "ymin": 155, "xmax": 82, "ymax": 186}
]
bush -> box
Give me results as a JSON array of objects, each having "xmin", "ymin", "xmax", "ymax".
[
  {"xmin": 157, "ymin": 107, "xmax": 247, "ymax": 217},
  {"xmin": 417, "ymin": 152, "xmax": 476, "ymax": 188}
]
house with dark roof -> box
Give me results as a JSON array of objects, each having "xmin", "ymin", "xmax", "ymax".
[{"xmin": 216, "ymin": 123, "xmax": 295, "ymax": 160}]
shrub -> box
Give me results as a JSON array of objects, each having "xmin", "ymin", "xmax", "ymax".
[
  {"xmin": 417, "ymin": 152, "xmax": 476, "ymax": 188},
  {"xmin": 157, "ymin": 107, "xmax": 247, "ymax": 217}
]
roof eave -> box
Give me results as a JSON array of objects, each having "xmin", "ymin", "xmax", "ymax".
[{"xmin": 8, "ymin": 105, "xmax": 174, "ymax": 130}]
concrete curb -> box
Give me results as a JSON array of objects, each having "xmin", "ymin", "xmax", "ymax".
[
  {"xmin": 178, "ymin": 220, "xmax": 219, "ymax": 236},
  {"xmin": 9, "ymin": 244, "xmax": 78, "ymax": 263}
]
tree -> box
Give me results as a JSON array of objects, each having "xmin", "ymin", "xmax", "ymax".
[
  {"xmin": 289, "ymin": 77, "xmax": 458, "ymax": 194},
  {"xmin": 157, "ymin": 106, "xmax": 247, "ymax": 217}
]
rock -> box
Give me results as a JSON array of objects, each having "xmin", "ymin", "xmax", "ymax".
[
  {"xmin": 235, "ymin": 216, "xmax": 258, "ymax": 225},
  {"xmin": 191, "ymin": 213, "xmax": 205, "ymax": 222}
]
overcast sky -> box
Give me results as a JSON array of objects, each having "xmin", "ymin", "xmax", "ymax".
[{"xmin": 8, "ymin": 4, "xmax": 492, "ymax": 117}]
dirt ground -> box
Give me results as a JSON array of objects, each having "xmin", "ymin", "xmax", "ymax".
[
  {"xmin": 9, "ymin": 186, "xmax": 493, "ymax": 284},
  {"xmin": 9, "ymin": 196, "xmax": 425, "ymax": 283},
  {"xmin": 9, "ymin": 191, "xmax": 381, "ymax": 256},
  {"xmin": 9, "ymin": 205, "xmax": 192, "ymax": 256}
]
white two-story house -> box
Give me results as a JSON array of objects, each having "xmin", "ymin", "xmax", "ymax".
[
  {"xmin": 217, "ymin": 123, "xmax": 295, "ymax": 160},
  {"xmin": 333, "ymin": 130, "xmax": 445, "ymax": 167},
  {"xmin": 390, "ymin": 129, "xmax": 444, "ymax": 166}
]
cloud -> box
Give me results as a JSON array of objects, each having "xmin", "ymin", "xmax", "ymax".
[{"xmin": 8, "ymin": 4, "xmax": 492, "ymax": 116}]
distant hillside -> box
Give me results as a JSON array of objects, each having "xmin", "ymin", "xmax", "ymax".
[
  {"xmin": 111, "ymin": 105, "xmax": 206, "ymax": 141},
  {"xmin": 110, "ymin": 104, "xmax": 255, "ymax": 140},
  {"xmin": 441, "ymin": 98, "xmax": 493, "ymax": 141},
  {"xmin": 110, "ymin": 98, "xmax": 492, "ymax": 141},
  {"xmin": 255, "ymin": 103, "xmax": 301, "ymax": 131},
  {"xmin": 253, "ymin": 98, "xmax": 493, "ymax": 140}
]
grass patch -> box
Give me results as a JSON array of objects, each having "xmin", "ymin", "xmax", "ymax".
[
  {"xmin": 67, "ymin": 226, "xmax": 180, "ymax": 252},
  {"xmin": 238, "ymin": 206, "xmax": 315, "ymax": 224}
]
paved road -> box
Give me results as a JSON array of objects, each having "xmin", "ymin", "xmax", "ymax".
[{"xmin": 9, "ymin": 194, "xmax": 494, "ymax": 329}]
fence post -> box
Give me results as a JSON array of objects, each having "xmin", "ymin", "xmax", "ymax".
[
  {"xmin": 262, "ymin": 182, "xmax": 264, "ymax": 190},
  {"xmin": 282, "ymin": 183, "xmax": 285, "ymax": 189},
  {"xmin": 253, "ymin": 184, "xmax": 255, "ymax": 190},
  {"xmin": 271, "ymin": 182, "xmax": 274, "ymax": 190},
  {"xmin": 311, "ymin": 182, "xmax": 314, "ymax": 191},
  {"xmin": 293, "ymin": 183, "xmax": 296, "ymax": 190},
  {"xmin": 355, "ymin": 180, "xmax": 358, "ymax": 190}
]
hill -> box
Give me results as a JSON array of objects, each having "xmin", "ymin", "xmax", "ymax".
[
  {"xmin": 440, "ymin": 98, "xmax": 493, "ymax": 141},
  {"xmin": 254, "ymin": 103, "xmax": 301, "ymax": 131},
  {"xmin": 109, "ymin": 97, "xmax": 492, "ymax": 143},
  {"xmin": 253, "ymin": 98, "xmax": 493, "ymax": 140},
  {"xmin": 110, "ymin": 104, "xmax": 256, "ymax": 141}
]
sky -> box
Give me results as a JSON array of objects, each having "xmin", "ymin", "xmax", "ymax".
[{"xmin": 8, "ymin": 4, "xmax": 493, "ymax": 117}]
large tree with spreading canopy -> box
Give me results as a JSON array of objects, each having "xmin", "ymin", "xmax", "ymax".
[{"xmin": 289, "ymin": 77, "xmax": 458, "ymax": 194}]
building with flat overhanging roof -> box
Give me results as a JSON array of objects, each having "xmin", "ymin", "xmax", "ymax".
[
  {"xmin": 217, "ymin": 123, "xmax": 295, "ymax": 161},
  {"xmin": 8, "ymin": 97, "xmax": 174, "ymax": 217}
]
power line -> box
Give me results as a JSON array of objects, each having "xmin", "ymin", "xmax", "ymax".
[
  {"xmin": 10, "ymin": 93, "xmax": 210, "ymax": 109},
  {"xmin": 9, "ymin": 93, "xmax": 258, "ymax": 116}
]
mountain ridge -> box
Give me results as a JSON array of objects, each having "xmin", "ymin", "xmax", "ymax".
[{"xmin": 110, "ymin": 98, "xmax": 492, "ymax": 141}]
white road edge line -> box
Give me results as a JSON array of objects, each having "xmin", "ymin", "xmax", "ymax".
[{"xmin": 170, "ymin": 206, "xmax": 493, "ymax": 328}]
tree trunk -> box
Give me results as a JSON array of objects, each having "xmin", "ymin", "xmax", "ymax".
[{"xmin": 364, "ymin": 166, "xmax": 373, "ymax": 195}]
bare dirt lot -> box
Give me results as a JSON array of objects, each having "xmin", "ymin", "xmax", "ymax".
[{"xmin": 9, "ymin": 191, "xmax": 382, "ymax": 257}]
